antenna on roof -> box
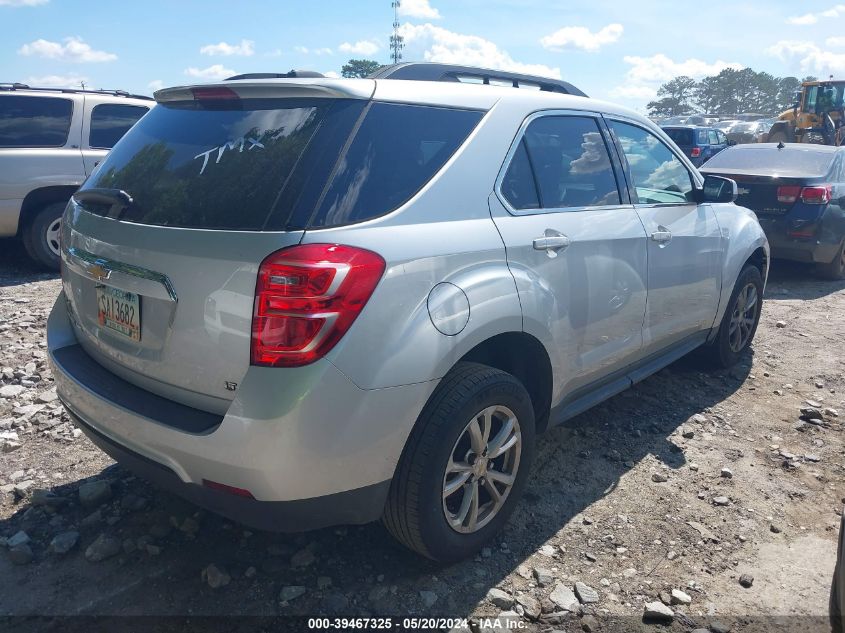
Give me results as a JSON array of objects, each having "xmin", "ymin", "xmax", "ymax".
[{"xmin": 390, "ymin": 1, "xmax": 404, "ymax": 64}]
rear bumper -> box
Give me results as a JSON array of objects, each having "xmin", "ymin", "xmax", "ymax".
[
  {"xmin": 48, "ymin": 292, "xmax": 437, "ymax": 530},
  {"xmin": 763, "ymin": 231, "xmax": 840, "ymax": 264}
]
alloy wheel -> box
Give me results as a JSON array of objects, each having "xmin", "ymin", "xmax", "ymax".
[
  {"xmin": 442, "ymin": 405, "xmax": 522, "ymax": 534},
  {"xmin": 45, "ymin": 218, "xmax": 62, "ymax": 257},
  {"xmin": 728, "ymin": 282, "xmax": 758, "ymax": 353}
]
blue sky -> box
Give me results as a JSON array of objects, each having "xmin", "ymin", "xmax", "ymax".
[{"xmin": 3, "ymin": 0, "xmax": 845, "ymax": 111}]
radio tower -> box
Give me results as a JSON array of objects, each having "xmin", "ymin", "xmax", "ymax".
[{"xmin": 390, "ymin": 1, "xmax": 404, "ymax": 64}]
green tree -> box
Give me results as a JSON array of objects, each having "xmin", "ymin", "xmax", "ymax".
[
  {"xmin": 341, "ymin": 59, "xmax": 382, "ymax": 78},
  {"xmin": 646, "ymin": 76, "xmax": 697, "ymax": 117},
  {"xmin": 776, "ymin": 76, "xmax": 802, "ymax": 112}
]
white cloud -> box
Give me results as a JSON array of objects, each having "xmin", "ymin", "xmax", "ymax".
[
  {"xmin": 294, "ymin": 46, "xmax": 309, "ymax": 54},
  {"xmin": 767, "ymin": 40, "xmax": 845, "ymax": 74},
  {"xmin": 148, "ymin": 79, "xmax": 164, "ymax": 91},
  {"xmin": 18, "ymin": 37, "xmax": 117, "ymax": 62},
  {"xmin": 323, "ymin": 70, "xmax": 340, "ymax": 78},
  {"xmin": 622, "ymin": 54, "xmax": 743, "ymax": 83},
  {"xmin": 200, "ymin": 39, "xmax": 254, "ymax": 56},
  {"xmin": 787, "ymin": 4, "xmax": 845, "ymax": 24},
  {"xmin": 24, "ymin": 74, "xmax": 87, "ymax": 88},
  {"xmin": 184, "ymin": 64, "xmax": 237, "ymax": 80},
  {"xmin": 0, "ymin": 0, "xmax": 48, "ymax": 5},
  {"xmin": 399, "ymin": 23, "xmax": 561, "ymax": 79},
  {"xmin": 265, "ymin": 48, "xmax": 283, "ymax": 57},
  {"xmin": 397, "ymin": 0, "xmax": 441, "ymax": 19},
  {"xmin": 827, "ymin": 36, "xmax": 845, "ymax": 47},
  {"xmin": 339, "ymin": 40, "xmax": 380, "ymax": 56},
  {"xmin": 295, "ymin": 46, "xmax": 333, "ymax": 55},
  {"xmin": 540, "ymin": 23, "xmax": 623, "ymax": 53}
]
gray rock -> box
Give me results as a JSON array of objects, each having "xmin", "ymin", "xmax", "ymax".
[
  {"xmin": 78, "ymin": 480, "xmax": 112, "ymax": 507},
  {"xmin": 32, "ymin": 489, "xmax": 68, "ymax": 508},
  {"xmin": 84, "ymin": 533, "xmax": 121, "ymax": 562},
  {"xmin": 202, "ymin": 563, "xmax": 230, "ymax": 588},
  {"xmin": 8, "ymin": 543, "xmax": 33, "ymax": 565},
  {"xmin": 80, "ymin": 509, "xmax": 102, "ymax": 527},
  {"xmin": 291, "ymin": 547, "xmax": 315, "ymax": 567},
  {"xmin": 770, "ymin": 524, "xmax": 782, "ymax": 534},
  {"xmin": 775, "ymin": 320, "xmax": 786, "ymax": 328},
  {"xmin": 651, "ymin": 472, "xmax": 668, "ymax": 483},
  {"xmin": 720, "ymin": 467, "xmax": 733, "ymax": 479},
  {"xmin": 516, "ymin": 593, "xmax": 541, "ymax": 619},
  {"xmin": 739, "ymin": 574, "xmax": 754, "ymax": 588},
  {"xmin": 279, "ymin": 585, "xmax": 306, "ymax": 603},
  {"xmin": 710, "ymin": 622, "xmax": 732, "ymax": 633},
  {"xmin": 805, "ymin": 454, "xmax": 821, "ymax": 463},
  {"xmin": 179, "ymin": 517, "xmax": 200, "ymax": 536},
  {"xmin": 49, "ymin": 530, "xmax": 79, "ymax": 554},
  {"xmin": 321, "ymin": 592, "xmax": 349, "ymax": 612},
  {"xmin": 487, "ymin": 587, "xmax": 514, "ymax": 609},
  {"xmin": 534, "ymin": 566, "xmax": 554, "ymax": 587},
  {"xmin": 419, "ymin": 590, "xmax": 438, "ymax": 607},
  {"xmin": 581, "ymin": 614, "xmax": 599, "ymax": 632},
  {"xmin": 549, "ymin": 584, "xmax": 580, "ymax": 612},
  {"xmin": 575, "ymin": 581, "xmax": 599, "ymax": 604},
  {"xmin": 36, "ymin": 388, "xmax": 58, "ymax": 403},
  {"xmin": 121, "ymin": 493, "xmax": 147, "ymax": 512},
  {"xmin": 7, "ymin": 530, "xmax": 30, "ymax": 548},
  {"xmin": 713, "ymin": 496, "xmax": 730, "ymax": 506},
  {"xmin": 0, "ymin": 385, "xmax": 25, "ymax": 398},
  {"xmin": 643, "ymin": 600, "xmax": 674, "ymax": 621},
  {"xmin": 681, "ymin": 426, "xmax": 695, "ymax": 439},
  {"xmin": 670, "ymin": 588, "xmax": 691, "ymax": 605}
]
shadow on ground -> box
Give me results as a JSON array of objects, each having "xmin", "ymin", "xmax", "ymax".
[{"xmin": 0, "ymin": 238, "xmax": 57, "ymax": 287}]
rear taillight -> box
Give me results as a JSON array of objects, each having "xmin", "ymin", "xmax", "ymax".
[
  {"xmin": 690, "ymin": 147, "xmax": 702, "ymax": 157},
  {"xmin": 800, "ymin": 185, "xmax": 832, "ymax": 204},
  {"xmin": 777, "ymin": 185, "xmax": 801, "ymax": 203},
  {"xmin": 251, "ymin": 244, "xmax": 385, "ymax": 367}
]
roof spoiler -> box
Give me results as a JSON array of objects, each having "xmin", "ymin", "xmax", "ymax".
[{"xmin": 224, "ymin": 70, "xmax": 324, "ymax": 81}]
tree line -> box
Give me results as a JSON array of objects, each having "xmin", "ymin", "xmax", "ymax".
[{"xmin": 647, "ymin": 68, "xmax": 819, "ymax": 117}]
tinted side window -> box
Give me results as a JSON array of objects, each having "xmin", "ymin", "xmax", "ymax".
[
  {"xmin": 708, "ymin": 130, "xmax": 719, "ymax": 145},
  {"xmin": 609, "ymin": 121, "xmax": 694, "ymax": 204},
  {"xmin": 311, "ymin": 103, "xmax": 483, "ymax": 227},
  {"xmin": 0, "ymin": 95, "xmax": 73, "ymax": 148},
  {"xmin": 89, "ymin": 104, "xmax": 149, "ymax": 149},
  {"xmin": 697, "ymin": 129, "xmax": 709, "ymax": 144},
  {"xmin": 521, "ymin": 116, "xmax": 620, "ymax": 209},
  {"xmin": 501, "ymin": 140, "xmax": 540, "ymax": 210},
  {"xmin": 716, "ymin": 130, "xmax": 727, "ymax": 144}
]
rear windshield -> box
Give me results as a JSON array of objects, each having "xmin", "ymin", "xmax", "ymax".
[
  {"xmin": 703, "ymin": 147, "xmax": 835, "ymax": 177},
  {"xmin": 81, "ymin": 98, "xmax": 482, "ymax": 231},
  {"xmin": 0, "ymin": 95, "xmax": 73, "ymax": 148},
  {"xmin": 663, "ymin": 128, "xmax": 693, "ymax": 146}
]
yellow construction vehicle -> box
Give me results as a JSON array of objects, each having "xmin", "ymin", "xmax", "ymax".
[{"xmin": 767, "ymin": 79, "xmax": 845, "ymax": 145}]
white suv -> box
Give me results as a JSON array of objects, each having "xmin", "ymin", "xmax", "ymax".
[
  {"xmin": 0, "ymin": 84, "xmax": 152, "ymax": 269},
  {"xmin": 47, "ymin": 64, "xmax": 769, "ymax": 561}
]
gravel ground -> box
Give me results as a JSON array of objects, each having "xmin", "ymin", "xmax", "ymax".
[{"xmin": 0, "ymin": 236, "xmax": 843, "ymax": 632}]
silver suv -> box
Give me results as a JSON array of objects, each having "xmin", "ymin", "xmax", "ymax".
[
  {"xmin": 0, "ymin": 84, "xmax": 152, "ymax": 269},
  {"xmin": 48, "ymin": 64, "xmax": 769, "ymax": 562}
]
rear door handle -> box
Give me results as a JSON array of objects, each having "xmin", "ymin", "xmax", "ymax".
[
  {"xmin": 650, "ymin": 230, "xmax": 672, "ymax": 243},
  {"xmin": 533, "ymin": 233, "xmax": 571, "ymax": 252}
]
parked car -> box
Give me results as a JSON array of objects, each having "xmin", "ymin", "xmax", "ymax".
[
  {"xmin": 702, "ymin": 143, "xmax": 845, "ymax": 279},
  {"xmin": 0, "ymin": 84, "xmax": 152, "ymax": 269},
  {"xmin": 47, "ymin": 63, "xmax": 769, "ymax": 562},
  {"xmin": 726, "ymin": 121, "xmax": 769, "ymax": 144},
  {"xmin": 714, "ymin": 119, "xmax": 741, "ymax": 132},
  {"xmin": 661, "ymin": 125, "xmax": 730, "ymax": 166}
]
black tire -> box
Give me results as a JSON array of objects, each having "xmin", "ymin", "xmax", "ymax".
[
  {"xmin": 702, "ymin": 264, "xmax": 764, "ymax": 368},
  {"xmin": 22, "ymin": 201, "xmax": 66, "ymax": 271},
  {"xmin": 816, "ymin": 239, "xmax": 845, "ymax": 280},
  {"xmin": 383, "ymin": 361, "xmax": 536, "ymax": 562}
]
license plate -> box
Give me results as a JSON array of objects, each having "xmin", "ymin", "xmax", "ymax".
[{"xmin": 96, "ymin": 285, "xmax": 141, "ymax": 342}]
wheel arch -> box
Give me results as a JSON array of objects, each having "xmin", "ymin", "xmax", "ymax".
[{"xmin": 17, "ymin": 186, "xmax": 76, "ymax": 237}]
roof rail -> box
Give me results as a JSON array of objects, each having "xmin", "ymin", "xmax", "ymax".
[
  {"xmin": 225, "ymin": 70, "xmax": 325, "ymax": 81},
  {"xmin": 0, "ymin": 83, "xmax": 153, "ymax": 101},
  {"xmin": 368, "ymin": 62, "xmax": 587, "ymax": 97}
]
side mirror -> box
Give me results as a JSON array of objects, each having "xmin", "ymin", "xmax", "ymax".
[
  {"xmin": 697, "ymin": 175, "xmax": 737, "ymax": 204},
  {"xmin": 727, "ymin": 139, "xmax": 737, "ymax": 146}
]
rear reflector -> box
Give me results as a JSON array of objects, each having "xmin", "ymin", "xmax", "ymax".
[
  {"xmin": 690, "ymin": 147, "xmax": 702, "ymax": 157},
  {"xmin": 190, "ymin": 86, "xmax": 239, "ymax": 100},
  {"xmin": 777, "ymin": 185, "xmax": 801, "ymax": 204},
  {"xmin": 251, "ymin": 244, "xmax": 385, "ymax": 367},
  {"xmin": 800, "ymin": 185, "xmax": 832, "ymax": 205},
  {"xmin": 202, "ymin": 479, "xmax": 255, "ymax": 498}
]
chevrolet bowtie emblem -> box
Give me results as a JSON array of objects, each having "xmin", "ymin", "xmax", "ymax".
[{"xmin": 87, "ymin": 263, "xmax": 109, "ymax": 281}]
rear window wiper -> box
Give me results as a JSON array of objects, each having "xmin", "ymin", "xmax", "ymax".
[{"xmin": 73, "ymin": 188, "xmax": 133, "ymax": 219}]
